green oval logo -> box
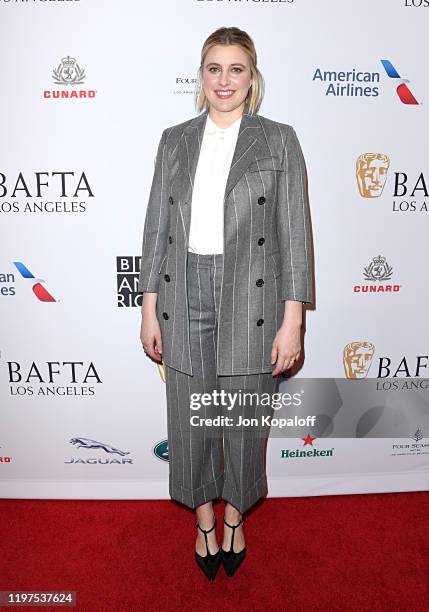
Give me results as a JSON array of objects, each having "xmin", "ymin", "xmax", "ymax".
[{"xmin": 153, "ymin": 440, "xmax": 169, "ymax": 462}]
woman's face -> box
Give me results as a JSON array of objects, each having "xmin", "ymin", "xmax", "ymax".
[{"xmin": 202, "ymin": 44, "xmax": 252, "ymax": 113}]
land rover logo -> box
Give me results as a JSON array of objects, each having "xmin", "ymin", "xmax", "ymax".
[{"xmin": 153, "ymin": 440, "xmax": 169, "ymax": 462}]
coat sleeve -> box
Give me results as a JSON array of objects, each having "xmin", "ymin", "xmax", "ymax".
[
  {"xmin": 276, "ymin": 125, "xmax": 314, "ymax": 304},
  {"xmin": 138, "ymin": 128, "xmax": 170, "ymax": 294}
]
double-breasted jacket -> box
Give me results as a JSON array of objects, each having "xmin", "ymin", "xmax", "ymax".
[{"xmin": 138, "ymin": 107, "xmax": 314, "ymax": 376}]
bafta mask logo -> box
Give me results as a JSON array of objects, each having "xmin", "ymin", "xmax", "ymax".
[
  {"xmin": 343, "ymin": 342, "xmax": 375, "ymax": 379},
  {"xmin": 363, "ymin": 255, "xmax": 393, "ymax": 282},
  {"xmin": 356, "ymin": 153, "xmax": 390, "ymax": 198}
]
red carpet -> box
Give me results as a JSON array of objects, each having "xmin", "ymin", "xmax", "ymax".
[{"xmin": 1, "ymin": 492, "xmax": 428, "ymax": 611}]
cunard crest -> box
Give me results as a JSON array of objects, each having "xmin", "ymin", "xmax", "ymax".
[
  {"xmin": 52, "ymin": 56, "xmax": 86, "ymax": 86},
  {"xmin": 363, "ymin": 255, "xmax": 393, "ymax": 281}
]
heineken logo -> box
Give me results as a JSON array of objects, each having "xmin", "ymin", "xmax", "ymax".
[
  {"xmin": 281, "ymin": 448, "xmax": 334, "ymax": 458},
  {"xmin": 281, "ymin": 435, "xmax": 334, "ymax": 458}
]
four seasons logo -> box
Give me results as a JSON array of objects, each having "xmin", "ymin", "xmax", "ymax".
[{"xmin": 391, "ymin": 428, "xmax": 429, "ymax": 457}]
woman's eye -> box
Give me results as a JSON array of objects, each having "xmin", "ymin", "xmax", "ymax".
[{"xmin": 207, "ymin": 67, "xmax": 243, "ymax": 73}]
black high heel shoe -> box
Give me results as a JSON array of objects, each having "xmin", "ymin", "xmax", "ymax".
[
  {"xmin": 221, "ymin": 516, "xmax": 246, "ymax": 577},
  {"xmin": 195, "ymin": 515, "xmax": 222, "ymax": 581}
]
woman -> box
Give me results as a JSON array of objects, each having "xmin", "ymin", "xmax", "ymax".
[{"xmin": 139, "ymin": 26, "xmax": 313, "ymax": 580}]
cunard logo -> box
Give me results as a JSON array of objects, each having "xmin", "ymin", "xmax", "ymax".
[
  {"xmin": 0, "ymin": 444, "xmax": 12, "ymax": 464},
  {"xmin": 52, "ymin": 56, "xmax": 86, "ymax": 86},
  {"xmin": 354, "ymin": 255, "xmax": 402, "ymax": 293},
  {"xmin": 43, "ymin": 55, "xmax": 97, "ymax": 100},
  {"xmin": 364, "ymin": 255, "xmax": 393, "ymax": 281}
]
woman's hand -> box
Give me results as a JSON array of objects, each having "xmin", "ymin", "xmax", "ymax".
[
  {"xmin": 140, "ymin": 293, "xmax": 163, "ymax": 363},
  {"xmin": 271, "ymin": 321, "xmax": 302, "ymax": 376}
]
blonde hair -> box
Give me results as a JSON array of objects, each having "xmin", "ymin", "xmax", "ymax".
[{"xmin": 195, "ymin": 27, "xmax": 265, "ymax": 115}]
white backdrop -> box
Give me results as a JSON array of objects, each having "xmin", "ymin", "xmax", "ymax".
[{"xmin": 1, "ymin": 0, "xmax": 428, "ymax": 499}]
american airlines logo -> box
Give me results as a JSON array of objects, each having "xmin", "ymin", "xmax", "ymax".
[
  {"xmin": 380, "ymin": 59, "xmax": 420, "ymax": 105},
  {"xmin": 13, "ymin": 262, "xmax": 57, "ymax": 302}
]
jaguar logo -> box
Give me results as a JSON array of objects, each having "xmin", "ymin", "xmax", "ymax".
[{"xmin": 69, "ymin": 437, "xmax": 130, "ymax": 456}]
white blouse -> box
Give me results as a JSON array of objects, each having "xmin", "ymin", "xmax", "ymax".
[{"xmin": 188, "ymin": 112, "xmax": 242, "ymax": 254}]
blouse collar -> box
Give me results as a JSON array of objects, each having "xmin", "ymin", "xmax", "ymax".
[{"xmin": 204, "ymin": 112, "xmax": 242, "ymax": 137}]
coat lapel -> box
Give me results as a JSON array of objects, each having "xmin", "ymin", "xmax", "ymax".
[{"xmin": 175, "ymin": 105, "xmax": 274, "ymax": 241}]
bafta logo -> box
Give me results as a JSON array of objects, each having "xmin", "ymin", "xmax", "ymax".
[
  {"xmin": 356, "ymin": 153, "xmax": 390, "ymax": 198},
  {"xmin": 343, "ymin": 341, "xmax": 375, "ymax": 379}
]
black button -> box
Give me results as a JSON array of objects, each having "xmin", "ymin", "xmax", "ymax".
[
  {"xmin": 162, "ymin": 312, "xmax": 169, "ymax": 320},
  {"xmin": 256, "ymin": 278, "xmax": 264, "ymax": 287},
  {"xmin": 258, "ymin": 196, "xmax": 266, "ymax": 205},
  {"xmin": 257, "ymin": 318, "xmax": 264, "ymax": 326},
  {"xmin": 168, "ymin": 196, "xmax": 174, "ymax": 205},
  {"xmin": 257, "ymin": 237, "xmax": 265, "ymax": 246},
  {"xmin": 168, "ymin": 236, "xmax": 173, "ymax": 244},
  {"xmin": 164, "ymin": 274, "xmax": 170, "ymax": 282}
]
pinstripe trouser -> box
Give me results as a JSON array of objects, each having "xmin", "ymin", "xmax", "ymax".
[{"xmin": 164, "ymin": 251, "xmax": 280, "ymax": 514}]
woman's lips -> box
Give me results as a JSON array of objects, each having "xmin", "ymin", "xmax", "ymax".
[{"xmin": 215, "ymin": 90, "xmax": 235, "ymax": 100}]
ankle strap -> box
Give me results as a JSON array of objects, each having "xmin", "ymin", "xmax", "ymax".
[
  {"xmin": 223, "ymin": 517, "xmax": 244, "ymax": 529},
  {"xmin": 195, "ymin": 516, "xmax": 217, "ymax": 556},
  {"xmin": 195, "ymin": 518, "xmax": 216, "ymax": 534},
  {"xmin": 223, "ymin": 516, "xmax": 243, "ymax": 553}
]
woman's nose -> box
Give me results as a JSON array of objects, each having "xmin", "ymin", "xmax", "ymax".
[{"xmin": 218, "ymin": 71, "xmax": 230, "ymax": 86}]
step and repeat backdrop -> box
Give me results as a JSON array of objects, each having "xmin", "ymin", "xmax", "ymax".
[{"xmin": 1, "ymin": 1, "xmax": 428, "ymax": 499}]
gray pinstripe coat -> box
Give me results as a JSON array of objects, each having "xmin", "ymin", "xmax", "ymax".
[{"xmin": 138, "ymin": 107, "xmax": 314, "ymax": 376}]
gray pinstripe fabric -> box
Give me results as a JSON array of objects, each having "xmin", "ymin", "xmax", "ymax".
[
  {"xmin": 138, "ymin": 104, "xmax": 314, "ymax": 376},
  {"xmin": 166, "ymin": 251, "xmax": 279, "ymax": 514}
]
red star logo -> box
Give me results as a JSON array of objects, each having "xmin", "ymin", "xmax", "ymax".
[{"xmin": 302, "ymin": 434, "xmax": 316, "ymax": 446}]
